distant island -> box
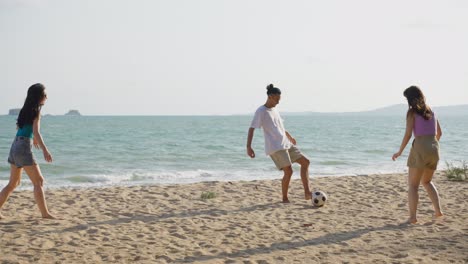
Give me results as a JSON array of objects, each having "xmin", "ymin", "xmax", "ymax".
[
  {"xmin": 65, "ymin": 110, "xmax": 82, "ymax": 116},
  {"xmin": 8, "ymin": 108, "xmax": 21, "ymax": 116}
]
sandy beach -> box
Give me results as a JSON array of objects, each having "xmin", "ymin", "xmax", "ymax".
[{"xmin": 0, "ymin": 172, "xmax": 467, "ymax": 263}]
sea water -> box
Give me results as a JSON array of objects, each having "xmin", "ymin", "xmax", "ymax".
[{"xmin": 0, "ymin": 114, "xmax": 466, "ymax": 189}]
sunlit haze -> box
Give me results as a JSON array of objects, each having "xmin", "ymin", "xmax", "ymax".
[{"xmin": 1, "ymin": 0, "xmax": 467, "ymax": 115}]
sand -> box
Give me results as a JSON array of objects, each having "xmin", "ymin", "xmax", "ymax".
[{"xmin": 0, "ymin": 172, "xmax": 467, "ymax": 263}]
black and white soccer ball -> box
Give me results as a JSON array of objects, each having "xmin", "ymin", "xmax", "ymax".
[{"xmin": 312, "ymin": 190, "xmax": 327, "ymax": 207}]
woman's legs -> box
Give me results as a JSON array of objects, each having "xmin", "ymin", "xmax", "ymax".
[
  {"xmin": 23, "ymin": 165, "xmax": 55, "ymax": 219},
  {"xmin": 0, "ymin": 165, "xmax": 23, "ymax": 218},
  {"xmin": 407, "ymin": 167, "xmax": 424, "ymax": 223},
  {"xmin": 420, "ymin": 169, "xmax": 443, "ymax": 217}
]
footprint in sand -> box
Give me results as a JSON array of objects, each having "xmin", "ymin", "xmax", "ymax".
[{"xmin": 64, "ymin": 199, "xmax": 75, "ymax": 205}]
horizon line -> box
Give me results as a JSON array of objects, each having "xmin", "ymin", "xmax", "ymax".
[{"xmin": 2, "ymin": 103, "xmax": 468, "ymax": 117}]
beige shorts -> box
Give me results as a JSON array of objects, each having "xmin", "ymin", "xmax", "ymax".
[
  {"xmin": 270, "ymin": 145, "xmax": 304, "ymax": 170},
  {"xmin": 407, "ymin": 136, "xmax": 440, "ymax": 170}
]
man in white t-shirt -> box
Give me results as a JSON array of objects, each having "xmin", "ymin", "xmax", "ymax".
[{"xmin": 246, "ymin": 84, "xmax": 312, "ymax": 203}]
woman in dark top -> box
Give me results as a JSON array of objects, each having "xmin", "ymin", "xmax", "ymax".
[{"xmin": 0, "ymin": 83, "xmax": 55, "ymax": 219}]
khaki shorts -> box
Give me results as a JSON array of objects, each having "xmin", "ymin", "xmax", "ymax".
[
  {"xmin": 407, "ymin": 136, "xmax": 440, "ymax": 170},
  {"xmin": 270, "ymin": 145, "xmax": 304, "ymax": 170}
]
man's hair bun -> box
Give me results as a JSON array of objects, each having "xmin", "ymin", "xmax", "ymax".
[{"xmin": 266, "ymin": 84, "xmax": 281, "ymax": 95}]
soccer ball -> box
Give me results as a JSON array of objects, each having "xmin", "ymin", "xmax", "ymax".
[{"xmin": 312, "ymin": 190, "xmax": 327, "ymax": 207}]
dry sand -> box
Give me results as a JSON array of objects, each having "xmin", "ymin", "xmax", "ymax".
[{"xmin": 0, "ymin": 172, "xmax": 467, "ymax": 263}]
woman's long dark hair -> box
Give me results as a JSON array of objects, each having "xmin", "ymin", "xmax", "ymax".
[
  {"xmin": 17, "ymin": 83, "xmax": 46, "ymax": 128},
  {"xmin": 403, "ymin": 86, "xmax": 432, "ymax": 120}
]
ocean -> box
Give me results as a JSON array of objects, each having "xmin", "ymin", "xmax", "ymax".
[{"xmin": 0, "ymin": 114, "xmax": 467, "ymax": 189}]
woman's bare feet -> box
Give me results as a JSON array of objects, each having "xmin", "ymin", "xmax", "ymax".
[
  {"xmin": 0, "ymin": 213, "xmax": 4, "ymax": 219},
  {"xmin": 42, "ymin": 213, "xmax": 56, "ymax": 219},
  {"xmin": 432, "ymin": 213, "xmax": 444, "ymax": 221}
]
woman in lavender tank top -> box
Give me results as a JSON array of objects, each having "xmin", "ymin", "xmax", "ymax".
[{"xmin": 392, "ymin": 86, "xmax": 444, "ymax": 224}]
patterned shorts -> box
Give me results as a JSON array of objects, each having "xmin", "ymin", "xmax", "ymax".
[{"xmin": 7, "ymin": 137, "xmax": 37, "ymax": 168}]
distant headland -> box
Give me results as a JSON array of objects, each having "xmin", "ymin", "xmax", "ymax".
[{"xmin": 283, "ymin": 104, "xmax": 468, "ymax": 116}]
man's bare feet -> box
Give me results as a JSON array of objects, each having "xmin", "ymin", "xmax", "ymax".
[
  {"xmin": 305, "ymin": 192, "xmax": 312, "ymax": 200},
  {"xmin": 0, "ymin": 213, "xmax": 4, "ymax": 219},
  {"xmin": 406, "ymin": 218, "xmax": 418, "ymax": 224},
  {"xmin": 282, "ymin": 198, "xmax": 290, "ymax": 203}
]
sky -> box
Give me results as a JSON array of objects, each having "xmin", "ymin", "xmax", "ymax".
[{"xmin": 1, "ymin": 0, "xmax": 467, "ymax": 115}]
